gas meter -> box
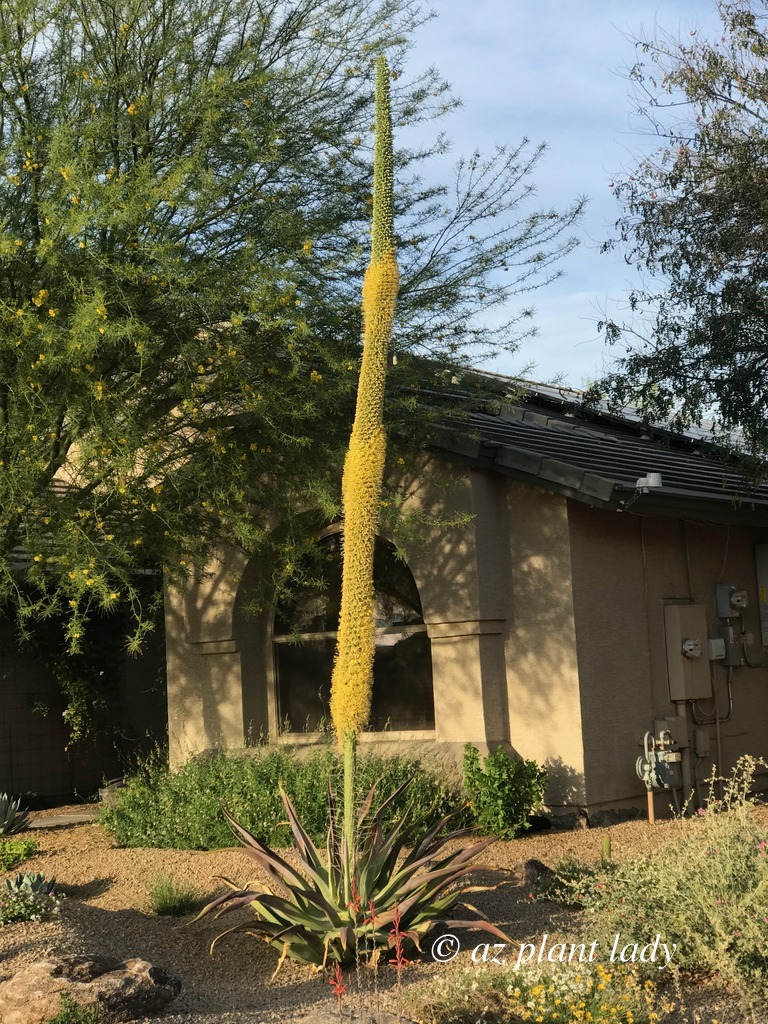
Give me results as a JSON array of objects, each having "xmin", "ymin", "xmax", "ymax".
[{"xmin": 636, "ymin": 730, "xmax": 682, "ymax": 791}]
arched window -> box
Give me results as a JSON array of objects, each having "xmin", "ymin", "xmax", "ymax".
[{"xmin": 272, "ymin": 534, "xmax": 434, "ymax": 733}]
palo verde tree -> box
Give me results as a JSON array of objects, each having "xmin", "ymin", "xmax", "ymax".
[
  {"xmin": 599, "ymin": 0, "xmax": 768, "ymax": 453},
  {"xmin": 0, "ymin": 0, "xmax": 583, "ymax": 733}
]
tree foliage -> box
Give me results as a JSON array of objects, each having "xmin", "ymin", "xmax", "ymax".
[
  {"xmin": 599, "ymin": 0, "xmax": 768, "ymax": 453},
  {"xmin": 0, "ymin": 0, "xmax": 583, "ymax": 662}
]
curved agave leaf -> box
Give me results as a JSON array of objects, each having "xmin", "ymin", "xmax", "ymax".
[
  {"xmin": 279, "ymin": 785, "xmax": 325, "ymax": 872},
  {"xmin": 191, "ymin": 887, "xmax": 259, "ymax": 924},
  {"xmin": 326, "ymin": 778, "xmax": 341, "ymax": 881},
  {"xmin": 356, "ymin": 783, "xmax": 377, "ymax": 826},
  {"xmin": 442, "ymin": 918, "xmax": 513, "ymax": 944},
  {"xmin": 222, "ymin": 808, "xmax": 309, "ymax": 894},
  {"xmin": 198, "ymin": 775, "xmax": 513, "ymax": 972}
]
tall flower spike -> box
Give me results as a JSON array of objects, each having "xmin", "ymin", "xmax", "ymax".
[{"xmin": 329, "ymin": 55, "xmax": 398, "ymax": 743}]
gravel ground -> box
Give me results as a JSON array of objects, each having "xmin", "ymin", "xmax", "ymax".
[{"xmin": 1, "ymin": 810, "xmax": 766, "ymax": 1024}]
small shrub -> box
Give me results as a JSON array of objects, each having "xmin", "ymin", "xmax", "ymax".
[
  {"xmin": 0, "ymin": 890, "xmax": 56, "ymax": 924},
  {"xmin": 538, "ymin": 757, "xmax": 768, "ymax": 994},
  {"xmin": 534, "ymin": 852, "xmax": 602, "ymax": 905},
  {"xmin": 46, "ymin": 993, "xmax": 100, "ymax": 1024},
  {"xmin": 0, "ymin": 836, "xmax": 37, "ymax": 870},
  {"xmin": 102, "ymin": 746, "xmax": 465, "ymax": 850},
  {"xmin": 462, "ymin": 743, "xmax": 547, "ymax": 838},
  {"xmin": 406, "ymin": 962, "xmax": 675, "ymax": 1024},
  {"xmin": 147, "ymin": 874, "xmax": 199, "ymax": 916}
]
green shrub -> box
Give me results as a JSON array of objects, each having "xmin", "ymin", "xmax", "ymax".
[
  {"xmin": 147, "ymin": 873, "xmax": 200, "ymax": 915},
  {"xmin": 462, "ymin": 743, "xmax": 547, "ymax": 838},
  {"xmin": 101, "ymin": 747, "xmax": 465, "ymax": 850},
  {"xmin": 0, "ymin": 836, "xmax": 37, "ymax": 870},
  {"xmin": 539, "ymin": 757, "xmax": 768, "ymax": 993},
  {"xmin": 0, "ymin": 880, "xmax": 60, "ymax": 925},
  {"xmin": 46, "ymin": 993, "xmax": 100, "ymax": 1024}
]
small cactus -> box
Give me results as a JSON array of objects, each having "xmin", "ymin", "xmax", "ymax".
[
  {"xmin": 601, "ymin": 834, "xmax": 612, "ymax": 869},
  {"xmin": 0, "ymin": 793, "xmax": 30, "ymax": 834},
  {"xmin": 4, "ymin": 871, "xmax": 56, "ymax": 896}
]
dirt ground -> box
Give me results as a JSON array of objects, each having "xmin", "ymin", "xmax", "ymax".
[{"xmin": 1, "ymin": 810, "xmax": 765, "ymax": 1024}]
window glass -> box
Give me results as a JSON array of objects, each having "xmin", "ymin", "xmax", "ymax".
[{"xmin": 273, "ymin": 534, "xmax": 434, "ymax": 732}]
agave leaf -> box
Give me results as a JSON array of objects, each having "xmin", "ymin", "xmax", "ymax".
[
  {"xmin": 191, "ymin": 888, "xmax": 259, "ymax": 924},
  {"xmin": 270, "ymin": 944, "xmax": 289, "ymax": 982},
  {"xmin": 358, "ymin": 809, "xmax": 413, "ymax": 885},
  {"xmin": 405, "ymin": 822, "xmax": 482, "ymax": 867},
  {"xmin": 326, "ymin": 778, "xmax": 341, "ymax": 880},
  {"xmin": 212, "ymin": 891, "xmax": 265, "ymax": 917},
  {"xmin": 374, "ymin": 841, "xmax": 494, "ymax": 906},
  {"xmin": 387, "ymin": 837, "xmax": 498, "ymax": 897},
  {"xmin": 403, "ymin": 810, "xmax": 466, "ymax": 862},
  {"xmin": 356, "ymin": 783, "xmax": 377, "ymax": 826},
  {"xmin": 285, "ymin": 882, "xmax": 341, "ymax": 922},
  {"xmin": 338, "ymin": 924, "xmax": 355, "ymax": 953},
  {"xmin": 222, "ymin": 810, "xmax": 309, "ymax": 892},
  {"xmin": 443, "ymin": 918, "xmax": 513, "ymax": 944},
  {"xmin": 209, "ymin": 920, "xmax": 262, "ymax": 953},
  {"xmin": 370, "ymin": 776, "xmax": 412, "ymax": 822},
  {"xmin": 279, "ymin": 786, "xmax": 326, "ymax": 874}
]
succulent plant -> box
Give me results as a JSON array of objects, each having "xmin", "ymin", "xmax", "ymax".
[
  {"xmin": 0, "ymin": 793, "xmax": 30, "ymax": 835},
  {"xmin": 4, "ymin": 871, "xmax": 56, "ymax": 895},
  {"xmin": 193, "ymin": 779, "xmax": 510, "ymax": 971}
]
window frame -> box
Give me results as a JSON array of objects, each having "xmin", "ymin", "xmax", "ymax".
[{"xmin": 270, "ymin": 530, "xmax": 435, "ymax": 740}]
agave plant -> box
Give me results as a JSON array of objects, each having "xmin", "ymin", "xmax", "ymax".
[
  {"xmin": 4, "ymin": 871, "xmax": 55, "ymax": 895},
  {"xmin": 0, "ymin": 793, "xmax": 30, "ymax": 835},
  {"xmin": 193, "ymin": 780, "xmax": 510, "ymax": 972}
]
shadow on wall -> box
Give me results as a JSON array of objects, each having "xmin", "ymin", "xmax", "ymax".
[
  {"xmin": 171, "ymin": 451, "xmax": 588, "ymax": 805},
  {"xmin": 377, "ymin": 459, "xmax": 588, "ymax": 808},
  {"xmin": 544, "ymin": 756, "xmax": 586, "ymax": 817}
]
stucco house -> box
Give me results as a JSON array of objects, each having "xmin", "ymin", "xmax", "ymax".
[{"xmin": 165, "ymin": 378, "xmax": 768, "ymax": 820}]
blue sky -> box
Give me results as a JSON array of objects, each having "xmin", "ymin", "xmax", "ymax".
[{"xmin": 401, "ymin": 1, "xmax": 724, "ymax": 388}]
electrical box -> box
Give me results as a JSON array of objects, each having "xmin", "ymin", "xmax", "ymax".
[
  {"xmin": 708, "ymin": 637, "xmax": 726, "ymax": 661},
  {"xmin": 755, "ymin": 545, "xmax": 768, "ymax": 647},
  {"xmin": 716, "ymin": 583, "xmax": 748, "ymax": 618},
  {"xmin": 664, "ymin": 604, "xmax": 713, "ymax": 701},
  {"xmin": 720, "ymin": 623, "xmax": 742, "ymax": 667},
  {"xmin": 694, "ymin": 728, "xmax": 710, "ymax": 758}
]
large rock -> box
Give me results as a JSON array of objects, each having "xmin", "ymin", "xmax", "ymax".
[{"xmin": 0, "ymin": 953, "xmax": 181, "ymax": 1024}]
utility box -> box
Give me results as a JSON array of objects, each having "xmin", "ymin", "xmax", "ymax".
[
  {"xmin": 755, "ymin": 544, "xmax": 768, "ymax": 647},
  {"xmin": 664, "ymin": 604, "xmax": 713, "ymax": 701}
]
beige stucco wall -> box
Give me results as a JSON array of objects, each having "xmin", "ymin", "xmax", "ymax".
[
  {"xmin": 568, "ymin": 502, "xmax": 768, "ymax": 812},
  {"xmin": 503, "ymin": 481, "xmax": 586, "ymax": 808},
  {"xmin": 164, "ymin": 460, "xmax": 588, "ymax": 812},
  {"xmin": 166, "ymin": 459, "xmax": 528, "ymax": 768},
  {"xmin": 166, "ymin": 549, "xmax": 251, "ymax": 765},
  {"xmin": 165, "ymin": 457, "xmax": 768, "ymax": 816}
]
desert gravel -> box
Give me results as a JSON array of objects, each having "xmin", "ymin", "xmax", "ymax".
[{"xmin": 2, "ymin": 808, "xmax": 766, "ymax": 1023}]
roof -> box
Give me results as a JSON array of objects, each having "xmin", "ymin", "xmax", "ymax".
[{"xmin": 431, "ymin": 376, "xmax": 768, "ymax": 526}]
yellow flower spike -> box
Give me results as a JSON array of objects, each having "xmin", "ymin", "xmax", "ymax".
[{"xmin": 329, "ymin": 54, "xmax": 398, "ymax": 746}]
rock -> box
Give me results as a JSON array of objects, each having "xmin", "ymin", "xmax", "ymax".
[
  {"xmin": 587, "ymin": 807, "xmax": 643, "ymax": 828},
  {"xmin": 0, "ymin": 953, "xmax": 182, "ymax": 1024},
  {"xmin": 509, "ymin": 858, "xmax": 553, "ymax": 886}
]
